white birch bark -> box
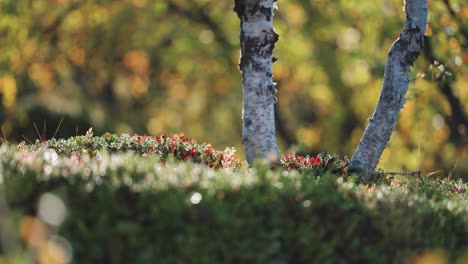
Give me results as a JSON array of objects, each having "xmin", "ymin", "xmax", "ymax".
[
  {"xmin": 349, "ymin": 0, "xmax": 428, "ymax": 178},
  {"xmin": 234, "ymin": 0, "xmax": 279, "ymax": 162}
]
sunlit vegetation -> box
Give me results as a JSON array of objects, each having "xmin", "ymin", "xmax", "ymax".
[
  {"xmin": 0, "ymin": 1, "xmax": 466, "ymax": 263},
  {"xmin": 0, "ymin": 0, "xmax": 466, "ymax": 178},
  {"xmin": 0, "ymin": 133, "xmax": 467, "ymax": 263}
]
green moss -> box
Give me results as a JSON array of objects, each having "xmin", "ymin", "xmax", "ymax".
[{"xmin": 0, "ymin": 135, "xmax": 466, "ymax": 263}]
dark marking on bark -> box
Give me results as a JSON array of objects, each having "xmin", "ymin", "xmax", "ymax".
[
  {"xmin": 399, "ymin": 37, "xmax": 423, "ymax": 66},
  {"xmin": 388, "ymin": 50, "xmax": 393, "ymax": 57},
  {"xmin": 272, "ymin": 56, "xmax": 278, "ymax": 63},
  {"xmin": 397, "ymin": 19, "xmax": 425, "ymax": 66},
  {"xmin": 268, "ymin": 83, "xmax": 277, "ymax": 104},
  {"xmin": 406, "ymin": 51, "xmax": 421, "ymax": 65},
  {"xmin": 245, "ymin": 118, "xmax": 252, "ymax": 127},
  {"xmin": 258, "ymin": 6, "xmax": 273, "ymax": 21},
  {"xmin": 233, "ymin": 0, "xmax": 245, "ymax": 19},
  {"xmin": 235, "ymin": 1, "xmax": 279, "ymax": 21},
  {"xmin": 239, "ymin": 37, "xmax": 258, "ymax": 71},
  {"xmin": 265, "ymin": 30, "xmax": 279, "ymax": 53},
  {"xmin": 384, "ymin": 91, "xmax": 395, "ymax": 101},
  {"xmin": 241, "ymin": 35, "xmax": 276, "ymax": 72},
  {"xmin": 267, "ymin": 83, "xmax": 276, "ymax": 93},
  {"xmin": 237, "ymin": 3, "xmax": 279, "ymax": 75}
]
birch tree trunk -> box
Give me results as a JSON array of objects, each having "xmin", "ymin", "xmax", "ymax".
[
  {"xmin": 234, "ymin": 0, "xmax": 279, "ymax": 162},
  {"xmin": 349, "ymin": 0, "xmax": 428, "ymax": 178}
]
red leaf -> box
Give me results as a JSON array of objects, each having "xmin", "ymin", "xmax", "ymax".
[
  {"xmin": 309, "ymin": 157, "xmax": 315, "ymax": 166},
  {"xmin": 299, "ymin": 156, "xmax": 305, "ymax": 163},
  {"xmin": 313, "ymin": 156, "xmax": 321, "ymax": 167},
  {"xmin": 133, "ymin": 134, "xmax": 147, "ymax": 143}
]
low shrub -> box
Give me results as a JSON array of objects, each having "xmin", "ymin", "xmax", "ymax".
[
  {"xmin": 0, "ymin": 134, "xmax": 466, "ymax": 263},
  {"xmin": 15, "ymin": 129, "xmax": 348, "ymax": 175}
]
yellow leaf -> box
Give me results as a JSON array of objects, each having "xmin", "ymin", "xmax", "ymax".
[{"xmin": 0, "ymin": 75, "xmax": 17, "ymax": 108}]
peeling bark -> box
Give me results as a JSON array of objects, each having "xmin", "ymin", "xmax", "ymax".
[
  {"xmin": 234, "ymin": 0, "xmax": 279, "ymax": 162},
  {"xmin": 349, "ymin": 0, "xmax": 428, "ymax": 178}
]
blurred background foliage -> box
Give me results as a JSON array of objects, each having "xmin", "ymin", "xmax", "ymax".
[{"xmin": 0, "ymin": 0, "xmax": 466, "ymax": 177}]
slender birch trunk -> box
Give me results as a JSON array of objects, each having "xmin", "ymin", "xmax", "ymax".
[
  {"xmin": 349, "ymin": 0, "xmax": 428, "ymax": 178},
  {"xmin": 233, "ymin": 0, "xmax": 279, "ymax": 162}
]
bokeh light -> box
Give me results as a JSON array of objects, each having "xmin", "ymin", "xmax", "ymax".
[{"xmin": 38, "ymin": 193, "xmax": 67, "ymax": 227}]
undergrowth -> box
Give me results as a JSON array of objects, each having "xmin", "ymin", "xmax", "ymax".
[{"xmin": 0, "ymin": 131, "xmax": 466, "ymax": 264}]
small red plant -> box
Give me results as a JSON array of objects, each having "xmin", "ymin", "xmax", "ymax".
[
  {"xmin": 133, "ymin": 134, "xmax": 148, "ymax": 143},
  {"xmin": 454, "ymin": 186, "xmax": 465, "ymax": 194},
  {"xmin": 309, "ymin": 156, "xmax": 321, "ymax": 167},
  {"xmin": 132, "ymin": 133, "xmax": 344, "ymax": 173}
]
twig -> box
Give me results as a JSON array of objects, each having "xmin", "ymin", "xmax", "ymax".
[
  {"xmin": 448, "ymin": 158, "xmax": 459, "ymax": 180},
  {"xmin": 21, "ymin": 135, "xmax": 33, "ymax": 145},
  {"xmin": 43, "ymin": 120, "xmax": 47, "ymax": 142},
  {"xmin": 384, "ymin": 170, "xmax": 423, "ymax": 182},
  {"xmin": 0, "ymin": 126, "xmax": 8, "ymax": 145},
  {"xmin": 425, "ymin": 170, "xmax": 444, "ymax": 178},
  {"xmin": 52, "ymin": 116, "xmax": 65, "ymax": 139},
  {"xmin": 385, "ymin": 170, "xmax": 421, "ymax": 176},
  {"xmin": 33, "ymin": 122, "xmax": 43, "ymax": 143}
]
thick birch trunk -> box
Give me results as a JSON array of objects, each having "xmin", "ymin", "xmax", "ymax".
[
  {"xmin": 234, "ymin": 0, "xmax": 279, "ymax": 162},
  {"xmin": 349, "ymin": 0, "xmax": 428, "ymax": 178}
]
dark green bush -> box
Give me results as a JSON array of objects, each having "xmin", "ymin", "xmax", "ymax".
[{"xmin": 0, "ymin": 135, "xmax": 467, "ymax": 264}]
